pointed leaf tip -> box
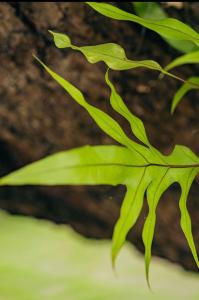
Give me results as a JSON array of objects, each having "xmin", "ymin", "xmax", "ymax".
[{"xmin": 49, "ymin": 30, "xmax": 71, "ymax": 48}]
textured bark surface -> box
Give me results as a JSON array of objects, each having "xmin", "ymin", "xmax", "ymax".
[{"xmin": 0, "ymin": 2, "xmax": 199, "ymax": 272}]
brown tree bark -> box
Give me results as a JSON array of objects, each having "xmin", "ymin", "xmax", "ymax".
[{"xmin": 0, "ymin": 2, "xmax": 199, "ymax": 272}]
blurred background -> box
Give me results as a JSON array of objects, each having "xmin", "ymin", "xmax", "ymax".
[
  {"xmin": 0, "ymin": 2, "xmax": 199, "ymax": 299},
  {"xmin": 0, "ymin": 210, "xmax": 199, "ymax": 300}
]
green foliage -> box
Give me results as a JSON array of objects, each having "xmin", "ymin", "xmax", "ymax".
[
  {"xmin": 87, "ymin": 2, "xmax": 199, "ymax": 112},
  {"xmin": 0, "ymin": 2, "xmax": 199, "ymax": 288},
  {"xmin": 132, "ymin": 2, "xmax": 198, "ymax": 53},
  {"xmin": 132, "ymin": 3, "xmax": 199, "ymax": 112},
  {"xmin": 49, "ymin": 30, "xmax": 163, "ymax": 72},
  {"xmin": 0, "ymin": 58, "xmax": 199, "ymax": 287},
  {"xmin": 49, "ymin": 30, "xmax": 199, "ymax": 93},
  {"xmin": 133, "ymin": 2, "xmax": 166, "ymax": 20},
  {"xmin": 87, "ymin": 2, "xmax": 199, "ymax": 47},
  {"xmin": 165, "ymin": 51, "xmax": 199, "ymax": 112}
]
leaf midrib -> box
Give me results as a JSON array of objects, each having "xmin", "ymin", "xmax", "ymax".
[{"xmin": 9, "ymin": 162, "xmax": 199, "ymax": 177}]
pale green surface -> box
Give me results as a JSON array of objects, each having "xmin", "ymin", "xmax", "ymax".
[{"xmin": 0, "ymin": 210, "xmax": 198, "ymax": 300}]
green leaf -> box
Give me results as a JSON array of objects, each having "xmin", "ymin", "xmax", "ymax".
[
  {"xmin": 0, "ymin": 145, "xmax": 145, "ymax": 186},
  {"xmin": 133, "ymin": 2, "xmax": 166, "ymax": 20},
  {"xmin": 165, "ymin": 50, "xmax": 199, "ymax": 71},
  {"xmin": 179, "ymin": 169, "xmax": 199, "ymax": 268},
  {"xmin": 105, "ymin": 70, "xmax": 150, "ymax": 147},
  {"xmin": 49, "ymin": 31, "xmax": 199, "ymax": 92},
  {"xmin": 111, "ymin": 168, "xmax": 150, "ymax": 268},
  {"xmin": 105, "ymin": 70, "xmax": 170, "ymax": 166},
  {"xmin": 171, "ymin": 77, "xmax": 199, "ymax": 113},
  {"xmin": 49, "ymin": 30, "xmax": 162, "ymax": 72},
  {"xmin": 142, "ymin": 166, "xmax": 170, "ymax": 287},
  {"xmin": 33, "ymin": 56, "xmax": 149, "ymax": 161},
  {"xmin": 87, "ymin": 2, "xmax": 199, "ymax": 47},
  {"xmin": 48, "ymin": 30, "xmax": 71, "ymax": 48},
  {"xmin": 132, "ymin": 2, "xmax": 198, "ymax": 53},
  {"xmin": 50, "ymin": 31, "xmax": 199, "ymax": 94}
]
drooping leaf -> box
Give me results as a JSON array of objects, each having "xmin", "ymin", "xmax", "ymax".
[
  {"xmin": 33, "ymin": 56, "xmax": 150, "ymax": 162},
  {"xmin": 87, "ymin": 2, "xmax": 199, "ymax": 47},
  {"xmin": 142, "ymin": 166, "xmax": 170, "ymax": 287},
  {"xmin": 111, "ymin": 168, "xmax": 150, "ymax": 268},
  {"xmin": 165, "ymin": 50, "xmax": 199, "ymax": 71},
  {"xmin": 49, "ymin": 31, "xmax": 199, "ymax": 92},
  {"xmin": 179, "ymin": 168, "xmax": 199, "ymax": 269},
  {"xmin": 49, "ymin": 30, "xmax": 163, "ymax": 72},
  {"xmin": 171, "ymin": 77, "xmax": 199, "ymax": 113},
  {"xmin": 132, "ymin": 2, "xmax": 198, "ymax": 53}
]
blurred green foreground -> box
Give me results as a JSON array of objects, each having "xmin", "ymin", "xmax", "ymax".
[{"xmin": 0, "ymin": 210, "xmax": 198, "ymax": 300}]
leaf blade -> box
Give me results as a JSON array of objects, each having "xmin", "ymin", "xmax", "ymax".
[
  {"xmin": 179, "ymin": 168, "xmax": 199, "ymax": 268},
  {"xmin": 105, "ymin": 70, "xmax": 150, "ymax": 147},
  {"xmin": 87, "ymin": 2, "xmax": 199, "ymax": 47},
  {"xmin": 0, "ymin": 145, "xmax": 146, "ymax": 186},
  {"xmin": 142, "ymin": 167, "xmax": 171, "ymax": 287},
  {"xmin": 49, "ymin": 31, "xmax": 163, "ymax": 72},
  {"xmin": 111, "ymin": 168, "xmax": 151, "ymax": 268},
  {"xmin": 132, "ymin": 2, "xmax": 198, "ymax": 53}
]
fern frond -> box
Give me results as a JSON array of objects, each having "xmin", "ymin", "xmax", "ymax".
[{"xmin": 1, "ymin": 59, "xmax": 198, "ymax": 286}]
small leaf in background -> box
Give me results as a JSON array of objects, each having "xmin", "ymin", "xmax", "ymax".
[
  {"xmin": 165, "ymin": 50, "xmax": 199, "ymax": 71},
  {"xmin": 132, "ymin": 2, "xmax": 198, "ymax": 53},
  {"xmin": 171, "ymin": 77, "xmax": 199, "ymax": 113},
  {"xmin": 48, "ymin": 30, "xmax": 71, "ymax": 48},
  {"xmin": 133, "ymin": 2, "xmax": 166, "ymax": 20}
]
